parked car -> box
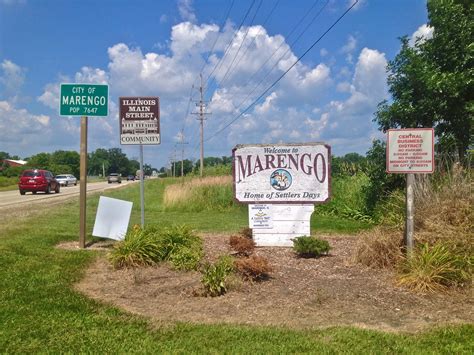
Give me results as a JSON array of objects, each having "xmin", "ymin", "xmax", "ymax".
[
  {"xmin": 126, "ymin": 175, "xmax": 135, "ymax": 181},
  {"xmin": 107, "ymin": 173, "xmax": 122, "ymax": 183},
  {"xmin": 55, "ymin": 174, "xmax": 77, "ymax": 186},
  {"xmin": 18, "ymin": 169, "xmax": 60, "ymax": 195}
]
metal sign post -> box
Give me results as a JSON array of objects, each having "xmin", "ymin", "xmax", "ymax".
[
  {"xmin": 119, "ymin": 97, "xmax": 160, "ymax": 229},
  {"xmin": 139, "ymin": 144, "xmax": 145, "ymax": 227}
]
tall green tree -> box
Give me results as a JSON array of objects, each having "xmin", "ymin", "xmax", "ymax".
[
  {"xmin": 375, "ymin": 0, "xmax": 473, "ymax": 161},
  {"xmin": 50, "ymin": 150, "xmax": 80, "ymax": 176},
  {"xmin": 88, "ymin": 148, "xmax": 110, "ymax": 176},
  {"xmin": 26, "ymin": 153, "xmax": 51, "ymax": 169}
]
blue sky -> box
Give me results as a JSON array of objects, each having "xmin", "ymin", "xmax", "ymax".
[{"xmin": 0, "ymin": 0, "xmax": 431, "ymax": 169}]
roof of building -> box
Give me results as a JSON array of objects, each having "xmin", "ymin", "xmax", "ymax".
[{"xmin": 3, "ymin": 159, "xmax": 27, "ymax": 165}]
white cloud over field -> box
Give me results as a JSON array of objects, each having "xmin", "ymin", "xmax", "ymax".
[{"xmin": 1, "ymin": 12, "xmax": 390, "ymax": 165}]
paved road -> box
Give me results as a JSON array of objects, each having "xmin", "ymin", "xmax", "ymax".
[{"xmin": 0, "ymin": 180, "xmax": 137, "ymax": 208}]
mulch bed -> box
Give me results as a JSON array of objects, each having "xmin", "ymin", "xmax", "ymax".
[{"xmin": 74, "ymin": 234, "xmax": 473, "ymax": 332}]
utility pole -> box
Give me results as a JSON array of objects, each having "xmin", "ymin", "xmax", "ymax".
[
  {"xmin": 177, "ymin": 129, "xmax": 189, "ymax": 182},
  {"xmin": 192, "ymin": 73, "xmax": 211, "ymax": 177},
  {"xmin": 168, "ymin": 157, "xmax": 173, "ymax": 177},
  {"xmin": 172, "ymin": 146, "xmax": 177, "ymax": 178}
]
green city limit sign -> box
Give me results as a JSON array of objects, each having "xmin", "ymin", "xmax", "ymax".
[{"xmin": 60, "ymin": 83, "xmax": 109, "ymax": 116}]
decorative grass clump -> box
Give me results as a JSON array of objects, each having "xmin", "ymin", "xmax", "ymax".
[
  {"xmin": 354, "ymin": 227, "xmax": 404, "ymax": 268},
  {"xmin": 163, "ymin": 176, "xmax": 238, "ymax": 212},
  {"xmin": 397, "ymin": 243, "xmax": 472, "ymax": 293},
  {"xmin": 109, "ymin": 225, "xmax": 203, "ymax": 270},
  {"xmin": 355, "ymin": 165, "xmax": 472, "ymax": 293},
  {"xmin": 201, "ymin": 255, "xmax": 235, "ymax": 297},
  {"xmin": 234, "ymin": 255, "xmax": 272, "ymax": 281},
  {"xmin": 229, "ymin": 235, "xmax": 255, "ymax": 256},
  {"xmin": 292, "ymin": 236, "xmax": 330, "ymax": 258},
  {"xmin": 108, "ymin": 226, "xmax": 164, "ymax": 268}
]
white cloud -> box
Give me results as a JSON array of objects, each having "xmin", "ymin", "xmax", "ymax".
[
  {"xmin": 312, "ymin": 48, "xmax": 388, "ymax": 154},
  {"xmin": 336, "ymin": 82, "xmax": 351, "ymax": 92},
  {"xmin": 170, "ymin": 22, "xmax": 218, "ymax": 58},
  {"xmin": 340, "ymin": 35, "xmax": 357, "ymax": 64},
  {"xmin": 0, "ymin": 100, "xmax": 53, "ymax": 153},
  {"xmin": 37, "ymin": 67, "xmax": 107, "ymax": 110},
  {"xmin": 255, "ymin": 92, "xmax": 277, "ymax": 114},
  {"xmin": 0, "ymin": 59, "xmax": 26, "ymax": 98},
  {"xmin": 31, "ymin": 17, "xmax": 390, "ymax": 167},
  {"xmin": 352, "ymin": 48, "xmax": 388, "ymax": 100},
  {"xmin": 74, "ymin": 67, "xmax": 108, "ymax": 84},
  {"xmin": 178, "ymin": 0, "xmax": 197, "ymax": 23},
  {"xmin": 349, "ymin": 0, "xmax": 367, "ymax": 10},
  {"xmin": 341, "ymin": 35, "xmax": 357, "ymax": 54},
  {"xmin": 409, "ymin": 24, "xmax": 433, "ymax": 47}
]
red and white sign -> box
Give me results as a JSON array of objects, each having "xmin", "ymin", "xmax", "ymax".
[{"xmin": 387, "ymin": 128, "xmax": 434, "ymax": 173}]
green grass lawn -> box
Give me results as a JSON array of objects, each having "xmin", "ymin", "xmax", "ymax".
[{"xmin": 0, "ymin": 179, "xmax": 472, "ymax": 353}]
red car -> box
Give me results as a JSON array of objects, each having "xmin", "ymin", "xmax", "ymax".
[{"xmin": 18, "ymin": 169, "xmax": 60, "ymax": 195}]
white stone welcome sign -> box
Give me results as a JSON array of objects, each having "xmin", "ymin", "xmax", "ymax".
[
  {"xmin": 233, "ymin": 143, "xmax": 330, "ymax": 204},
  {"xmin": 233, "ymin": 143, "xmax": 331, "ymax": 247},
  {"xmin": 251, "ymin": 204, "xmax": 314, "ymax": 247}
]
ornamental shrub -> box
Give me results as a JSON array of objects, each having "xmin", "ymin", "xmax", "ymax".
[
  {"xmin": 229, "ymin": 235, "xmax": 255, "ymax": 256},
  {"xmin": 109, "ymin": 224, "xmax": 202, "ymax": 270},
  {"xmin": 201, "ymin": 255, "xmax": 235, "ymax": 297},
  {"xmin": 292, "ymin": 236, "xmax": 330, "ymax": 258},
  {"xmin": 234, "ymin": 255, "xmax": 272, "ymax": 281},
  {"xmin": 397, "ymin": 243, "xmax": 472, "ymax": 293}
]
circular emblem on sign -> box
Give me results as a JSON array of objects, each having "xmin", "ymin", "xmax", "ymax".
[{"xmin": 270, "ymin": 169, "xmax": 292, "ymax": 191}]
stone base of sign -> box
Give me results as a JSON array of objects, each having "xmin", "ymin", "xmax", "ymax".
[{"xmin": 251, "ymin": 204, "xmax": 314, "ymax": 247}]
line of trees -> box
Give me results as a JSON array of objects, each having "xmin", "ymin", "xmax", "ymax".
[
  {"xmin": 166, "ymin": 156, "xmax": 233, "ymax": 177},
  {"xmin": 0, "ymin": 148, "xmax": 152, "ymax": 178}
]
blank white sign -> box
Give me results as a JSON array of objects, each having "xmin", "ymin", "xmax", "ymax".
[{"xmin": 92, "ymin": 196, "xmax": 133, "ymax": 241}]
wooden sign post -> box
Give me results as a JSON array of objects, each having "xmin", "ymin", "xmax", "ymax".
[
  {"xmin": 79, "ymin": 116, "xmax": 88, "ymax": 248},
  {"xmin": 60, "ymin": 83, "xmax": 109, "ymax": 248},
  {"xmin": 387, "ymin": 128, "xmax": 434, "ymax": 254}
]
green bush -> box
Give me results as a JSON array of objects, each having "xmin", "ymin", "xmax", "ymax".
[
  {"xmin": 201, "ymin": 255, "xmax": 234, "ymax": 297},
  {"xmin": 292, "ymin": 236, "xmax": 330, "ymax": 258},
  {"xmin": 0, "ymin": 176, "xmax": 18, "ymax": 188},
  {"xmin": 192, "ymin": 164, "xmax": 231, "ymax": 177},
  {"xmin": 398, "ymin": 243, "xmax": 472, "ymax": 293},
  {"xmin": 167, "ymin": 246, "xmax": 202, "ymax": 271},
  {"xmin": 109, "ymin": 225, "xmax": 203, "ymax": 270},
  {"xmin": 316, "ymin": 173, "xmax": 374, "ymax": 223},
  {"xmin": 363, "ymin": 139, "xmax": 405, "ymax": 213},
  {"xmin": 108, "ymin": 226, "xmax": 164, "ymax": 268}
]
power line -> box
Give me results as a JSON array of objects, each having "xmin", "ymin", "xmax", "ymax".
[
  {"xmin": 205, "ymin": 0, "xmax": 359, "ymax": 142},
  {"xmin": 203, "ymin": 0, "xmax": 256, "ymax": 93},
  {"xmin": 211, "ymin": 0, "xmax": 263, "ymax": 93},
  {"xmin": 228, "ymin": 0, "xmax": 323, "ymax": 108},
  {"xmin": 217, "ymin": 0, "xmax": 280, "ymax": 91},
  {"xmin": 231, "ymin": 0, "xmax": 328, "ymax": 114},
  {"xmin": 199, "ymin": 0, "xmax": 236, "ymax": 75}
]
